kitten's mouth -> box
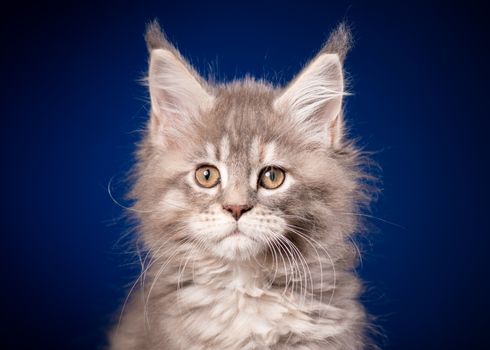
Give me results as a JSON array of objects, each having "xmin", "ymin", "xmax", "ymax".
[
  {"xmin": 223, "ymin": 229, "xmax": 242, "ymax": 239},
  {"xmin": 223, "ymin": 229, "xmax": 257, "ymax": 242},
  {"xmin": 230, "ymin": 229, "xmax": 241, "ymax": 236}
]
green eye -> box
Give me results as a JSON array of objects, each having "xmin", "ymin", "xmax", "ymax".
[
  {"xmin": 259, "ymin": 166, "xmax": 285, "ymax": 189},
  {"xmin": 195, "ymin": 165, "xmax": 220, "ymax": 188}
]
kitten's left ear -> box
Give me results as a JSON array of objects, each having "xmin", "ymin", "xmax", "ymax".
[{"xmin": 274, "ymin": 24, "xmax": 351, "ymax": 148}]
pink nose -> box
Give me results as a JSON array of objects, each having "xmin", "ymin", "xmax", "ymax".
[{"xmin": 223, "ymin": 204, "xmax": 253, "ymax": 221}]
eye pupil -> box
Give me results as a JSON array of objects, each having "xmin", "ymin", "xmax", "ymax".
[
  {"xmin": 268, "ymin": 170, "xmax": 275, "ymax": 182},
  {"xmin": 203, "ymin": 169, "xmax": 210, "ymax": 181}
]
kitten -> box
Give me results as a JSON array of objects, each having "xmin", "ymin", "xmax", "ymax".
[{"xmin": 108, "ymin": 20, "xmax": 375, "ymax": 350}]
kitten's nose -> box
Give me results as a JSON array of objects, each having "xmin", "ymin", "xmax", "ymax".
[{"xmin": 223, "ymin": 204, "xmax": 253, "ymax": 221}]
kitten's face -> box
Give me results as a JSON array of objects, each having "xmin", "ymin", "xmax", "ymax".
[
  {"xmin": 164, "ymin": 91, "xmax": 327, "ymax": 260},
  {"xmin": 134, "ymin": 24, "xmax": 356, "ymax": 262},
  {"xmin": 148, "ymin": 97, "xmax": 342, "ymax": 261}
]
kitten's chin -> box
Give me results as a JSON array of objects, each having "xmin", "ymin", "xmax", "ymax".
[{"xmin": 211, "ymin": 232, "xmax": 263, "ymax": 261}]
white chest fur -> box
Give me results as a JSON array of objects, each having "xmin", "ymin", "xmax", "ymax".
[{"xmin": 163, "ymin": 264, "xmax": 347, "ymax": 350}]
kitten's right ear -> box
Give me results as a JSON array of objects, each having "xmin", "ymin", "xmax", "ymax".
[
  {"xmin": 273, "ymin": 23, "xmax": 352, "ymax": 149},
  {"xmin": 145, "ymin": 21, "xmax": 213, "ymax": 146}
]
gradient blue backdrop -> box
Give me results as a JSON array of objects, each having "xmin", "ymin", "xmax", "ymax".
[{"xmin": 2, "ymin": 1, "xmax": 489, "ymax": 349}]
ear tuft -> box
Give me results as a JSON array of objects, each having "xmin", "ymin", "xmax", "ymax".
[
  {"xmin": 320, "ymin": 22, "xmax": 353, "ymax": 63},
  {"xmin": 145, "ymin": 19, "xmax": 175, "ymax": 52}
]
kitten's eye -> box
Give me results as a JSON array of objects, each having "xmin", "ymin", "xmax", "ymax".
[
  {"xmin": 259, "ymin": 166, "xmax": 285, "ymax": 190},
  {"xmin": 195, "ymin": 165, "xmax": 220, "ymax": 188}
]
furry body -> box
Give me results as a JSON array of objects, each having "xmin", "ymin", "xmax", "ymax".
[{"xmin": 109, "ymin": 21, "xmax": 374, "ymax": 350}]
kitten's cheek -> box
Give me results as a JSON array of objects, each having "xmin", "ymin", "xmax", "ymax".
[
  {"xmin": 158, "ymin": 189, "xmax": 187, "ymax": 208},
  {"xmin": 154, "ymin": 189, "xmax": 188, "ymax": 221}
]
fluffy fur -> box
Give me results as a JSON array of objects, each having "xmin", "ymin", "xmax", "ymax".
[{"xmin": 108, "ymin": 20, "xmax": 376, "ymax": 350}]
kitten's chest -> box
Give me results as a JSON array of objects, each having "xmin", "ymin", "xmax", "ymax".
[{"xmin": 171, "ymin": 267, "xmax": 315, "ymax": 349}]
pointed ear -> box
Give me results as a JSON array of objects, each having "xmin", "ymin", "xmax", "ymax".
[
  {"xmin": 274, "ymin": 53, "xmax": 345, "ymax": 148},
  {"xmin": 145, "ymin": 22, "xmax": 213, "ymax": 146},
  {"xmin": 148, "ymin": 49, "xmax": 213, "ymax": 146}
]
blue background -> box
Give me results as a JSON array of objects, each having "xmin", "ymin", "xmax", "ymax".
[{"xmin": 1, "ymin": 1, "xmax": 489, "ymax": 349}]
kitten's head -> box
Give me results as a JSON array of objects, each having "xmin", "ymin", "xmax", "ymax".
[{"xmin": 132, "ymin": 21, "xmax": 366, "ymax": 262}]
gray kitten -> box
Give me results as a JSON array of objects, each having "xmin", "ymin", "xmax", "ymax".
[{"xmin": 108, "ymin": 20, "xmax": 376, "ymax": 350}]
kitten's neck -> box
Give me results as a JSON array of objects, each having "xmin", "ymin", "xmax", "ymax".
[{"xmin": 178, "ymin": 252, "xmax": 273, "ymax": 294}]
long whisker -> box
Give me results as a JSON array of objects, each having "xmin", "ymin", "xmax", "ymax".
[
  {"xmin": 269, "ymin": 238, "xmax": 290, "ymax": 296},
  {"xmin": 262, "ymin": 236, "xmax": 279, "ymax": 289},
  {"xmin": 274, "ymin": 214, "xmax": 325, "ymax": 308},
  {"xmin": 338, "ymin": 211, "xmax": 406, "ymax": 230},
  {"xmin": 107, "ymin": 176, "xmax": 189, "ymax": 213},
  {"xmin": 283, "ymin": 223, "xmax": 337, "ymax": 306},
  {"xmin": 116, "ymin": 238, "xmax": 173, "ymax": 335},
  {"xmin": 270, "ymin": 232, "xmax": 308, "ymax": 305},
  {"xmin": 144, "ymin": 238, "xmax": 191, "ymax": 328},
  {"xmin": 277, "ymin": 236, "xmax": 299, "ymax": 299},
  {"xmin": 107, "ymin": 176, "xmax": 153, "ymax": 213},
  {"xmin": 348, "ymin": 235, "xmax": 363, "ymax": 268},
  {"xmin": 281, "ymin": 235, "xmax": 314, "ymax": 307}
]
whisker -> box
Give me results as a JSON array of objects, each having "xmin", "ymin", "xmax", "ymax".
[
  {"xmin": 116, "ymin": 239, "xmax": 172, "ymax": 336},
  {"xmin": 338, "ymin": 211, "xmax": 406, "ymax": 230},
  {"xmin": 144, "ymin": 238, "xmax": 191, "ymax": 328},
  {"xmin": 273, "ymin": 233, "xmax": 309, "ymax": 305},
  {"xmin": 283, "ymin": 236, "xmax": 315, "ymax": 306},
  {"xmin": 283, "ymin": 223, "xmax": 337, "ymax": 306},
  {"xmin": 107, "ymin": 176, "xmax": 189, "ymax": 213}
]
